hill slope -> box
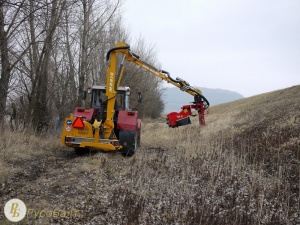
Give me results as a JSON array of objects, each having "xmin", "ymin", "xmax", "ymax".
[
  {"xmin": 206, "ymin": 85, "xmax": 300, "ymax": 162},
  {"xmin": 163, "ymin": 87, "xmax": 244, "ymax": 112},
  {"xmin": 0, "ymin": 85, "xmax": 299, "ymax": 224}
]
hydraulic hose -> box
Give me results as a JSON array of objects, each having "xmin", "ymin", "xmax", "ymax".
[
  {"xmin": 106, "ymin": 44, "xmax": 130, "ymax": 62},
  {"xmin": 161, "ymin": 70, "xmax": 210, "ymax": 108},
  {"xmin": 189, "ymin": 88, "xmax": 210, "ymax": 108},
  {"xmin": 161, "ymin": 70, "xmax": 182, "ymax": 84}
]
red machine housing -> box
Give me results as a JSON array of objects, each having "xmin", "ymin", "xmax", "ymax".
[
  {"xmin": 166, "ymin": 101, "xmax": 205, "ymax": 128},
  {"xmin": 73, "ymin": 107, "xmax": 95, "ymax": 121},
  {"xmin": 117, "ymin": 110, "xmax": 139, "ymax": 131}
]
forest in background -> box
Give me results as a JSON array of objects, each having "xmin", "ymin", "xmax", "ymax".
[{"xmin": 0, "ymin": 0, "xmax": 165, "ymax": 133}]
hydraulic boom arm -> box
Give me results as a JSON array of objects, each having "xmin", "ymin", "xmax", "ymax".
[{"xmin": 105, "ymin": 42, "xmax": 209, "ymax": 131}]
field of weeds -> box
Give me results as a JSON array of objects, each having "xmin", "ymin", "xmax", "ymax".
[{"xmin": 0, "ymin": 85, "xmax": 299, "ymax": 224}]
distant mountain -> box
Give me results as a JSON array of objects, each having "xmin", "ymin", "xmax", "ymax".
[{"xmin": 163, "ymin": 87, "xmax": 244, "ymax": 112}]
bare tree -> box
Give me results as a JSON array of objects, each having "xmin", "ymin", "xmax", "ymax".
[
  {"xmin": 1, "ymin": 0, "xmax": 165, "ymax": 132},
  {"xmin": 27, "ymin": 0, "xmax": 66, "ymax": 132},
  {"xmin": 77, "ymin": 0, "xmax": 122, "ymax": 105},
  {"xmin": 0, "ymin": 0, "xmax": 28, "ymax": 125},
  {"xmin": 0, "ymin": 1, "xmax": 10, "ymax": 123}
]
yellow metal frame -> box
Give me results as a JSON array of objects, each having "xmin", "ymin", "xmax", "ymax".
[{"xmin": 61, "ymin": 114, "xmax": 118, "ymax": 151}]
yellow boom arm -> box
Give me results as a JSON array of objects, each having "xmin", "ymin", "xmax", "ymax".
[{"xmin": 103, "ymin": 42, "xmax": 210, "ymax": 136}]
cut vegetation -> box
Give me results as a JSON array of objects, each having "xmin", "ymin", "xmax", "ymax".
[{"xmin": 1, "ymin": 85, "xmax": 299, "ymax": 225}]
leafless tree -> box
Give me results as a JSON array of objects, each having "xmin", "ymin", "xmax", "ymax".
[
  {"xmin": 77, "ymin": 0, "xmax": 122, "ymax": 106},
  {"xmin": 28, "ymin": 0, "xmax": 67, "ymax": 132},
  {"xmin": 1, "ymin": 0, "xmax": 165, "ymax": 132},
  {"xmin": 0, "ymin": 0, "xmax": 29, "ymax": 125}
]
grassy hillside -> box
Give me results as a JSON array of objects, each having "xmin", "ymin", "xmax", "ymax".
[{"xmin": 0, "ymin": 85, "xmax": 299, "ymax": 224}]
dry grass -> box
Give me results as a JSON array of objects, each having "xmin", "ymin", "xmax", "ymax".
[
  {"xmin": 0, "ymin": 85, "xmax": 299, "ymax": 224},
  {"xmin": 0, "ymin": 130, "xmax": 60, "ymax": 183}
]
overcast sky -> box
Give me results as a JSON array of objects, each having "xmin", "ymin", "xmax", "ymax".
[{"xmin": 123, "ymin": 0, "xmax": 300, "ymax": 97}]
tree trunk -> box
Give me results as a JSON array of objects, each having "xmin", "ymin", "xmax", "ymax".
[
  {"xmin": 78, "ymin": 0, "xmax": 90, "ymax": 106},
  {"xmin": 0, "ymin": 2, "xmax": 11, "ymax": 124},
  {"xmin": 32, "ymin": 0, "xmax": 65, "ymax": 132}
]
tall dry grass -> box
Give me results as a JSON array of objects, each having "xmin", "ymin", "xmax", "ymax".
[
  {"xmin": 0, "ymin": 129, "xmax": 61, "ymax": 182},
  {"xmin": 129, "ymin": 118, "xmax": 298, "ymax": 224},
  {"xmin": 104, "ymin": 85, "xmax": 300, "ymax": 224},
  {"xmin": 0, "ymin": 85, "xmax": 299, "ymax": 224}
]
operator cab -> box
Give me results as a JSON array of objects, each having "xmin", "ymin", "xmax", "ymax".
[
  {"xmin": 86, "ymin": 85, "xmax": 130, "ymax": 122},
  {"xmin": 90, "ymin": 85, "xmax": 127, "ymax": 110}
]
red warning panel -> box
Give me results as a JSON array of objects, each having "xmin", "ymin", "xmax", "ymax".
[{"xmin": 72, "ymin": 117, "xmax": 85, "ymax": 129}]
